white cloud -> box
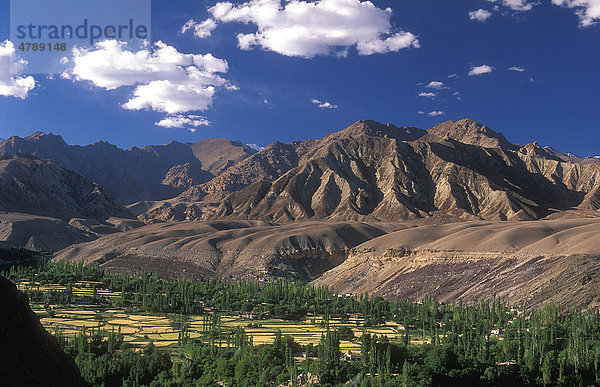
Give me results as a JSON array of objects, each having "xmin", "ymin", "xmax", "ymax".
[
  {"xmin": 418, "ymin": 92, "xmax": 436, "ymax": 98},
  {"xmin": 503, "ymin": 0, "xmax": 536, "ymax": 11},
  {"xmin": 194, "ymin": 0, "xmax": 419, "ymax": 58},
  {"xmin": 356, "ymin": 32, "xmax": 421, "ymax": 55},
  {"xmin": 311, "ymin": 98, "xmax": 338, "ymax": 109},
  {"xmin": 155, "ymin": 114, "xmax": 210, "ymax": 132},
  {"xmin": 447, "ymin": 73, "xmax": 458, "ymax": 78},
  {"xmin": 508, "ymin": 66, "xmax": 526, "ymax": 72},
  {"xmin": 469, "ymin": 9, "xmax": 493, "ymax": 21},
  {"xmin": 64, "ymin": 40, "xmax": 235, "ymax": 114},
  {"xmin": 488, "ymin": 0, "xmax": 537, "ymax": 11},
  {"xmin": 0, "ymin": 40, "xmax": 36, "ymax": 99},
  {"xmin": 552, "ymin": 0, "xmax": 600, "ymax": 27},
  {"xmin": 426, "ymin": 80, "xmax": 446, "ymax": 89},
  {"xmin": 181, "ymin": 18, "xmax": 218, "ymax": 38},
  {"xmin": 417, "ymin": 111, "xmax": 425, "ymax": 115},
  {"xmin": 428, "ymin": 111, "xmax": 445, "ymax": 117},
  {"xmin": 468, "ymin": 64, "xmax": 494, "ymax": 76},
  {"xmin": 123, "ymin": 79, "xmax": 217, "ymax": 113}
]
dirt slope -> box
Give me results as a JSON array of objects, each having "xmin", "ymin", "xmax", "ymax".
[
  {"xmin": 314, "ymin": 218, "xmax": 600, "ymax": 310},
  {"xmin": 54, "ymin": 220, "xmax": 405, "ymax": 281}
]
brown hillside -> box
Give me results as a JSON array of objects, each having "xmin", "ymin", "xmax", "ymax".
[
  {"xmin": 54, "ymin": 220, "xmax": 404, "ymax": 281},
  {"xmin": 315, "ymin": 218, "xmax": 600, "ymax": 310}
]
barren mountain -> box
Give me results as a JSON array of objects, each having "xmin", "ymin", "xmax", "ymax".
[
  {"xmin": 426, "ymin": 118, "xmax": 515, "ymax": 149},
  {"xmin": 0, "ymin": 133, "xmax": 255, "ymax": 203},
  {"xmin": 204, "ymin": 119, "xmax": 600, "ymax": 222},
  {"xmin": 186, "ymin": 138, "xmax": 258, "ymax": 176},
  {"xmin": 137, "ymin": 202, "xmax": 204, "ymax": 223},
  {"xmin": 176, "ymin": 141, "xmax": 302, "ymax": 203},
  {"xmin": 42, "ymin": 117, "xmax": 600, "ymax": 309},
  {"xmin": 323, "ymin": 120, "xmax": 427, "ymax": 142},
  {"xmin": 518, "ymin": 142, "xmax": 562, "ymax": 161},
  {"xmin": 162, "ymin": 162, "xmax": 213, "ymax": 189},
  {"xmin": 0, "ymin": 154, "xmax": 140, "ymax": 250},
  {"xmin": 54, "ymin": 220, "xmax": 404, "ymax": 281},
  {"xmin": 314, "ymin": 218, "xmax": 600, "ymax": 310},
  {"xmin": 0, "ymin": 154, "xmax": 131, "ymax": 221}
]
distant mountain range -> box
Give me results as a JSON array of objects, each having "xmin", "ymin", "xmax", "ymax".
[
  {"xmin": 2, "ymin": 118, "xmax": 600, "ymax": 225},
  {"xmin": 0, "ymin": 133, "xmax": 257, "ymax": 204},
  {"xmin": 0, "ymin": 153, "xmax": 129, "ymax": 221}
]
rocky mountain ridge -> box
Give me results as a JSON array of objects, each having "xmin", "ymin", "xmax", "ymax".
[
  {"xmin": 0, "ymin": 134, "xmax": 256, "ymax": 204},
  {"xmin": 0, "ymin": 154, "xmax": 131, "ymax": 221},
  {"xmin": 6, "ymin": 118, "xmax": 597, "ymax": 225},
  {"xmin": 195, "ymin": 118, "xmax": 600, "ymax": 223}
]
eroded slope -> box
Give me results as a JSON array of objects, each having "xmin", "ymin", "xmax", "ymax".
[
  {"xmin": 54, "ymin": 220, "xmax": 405, "ymax": 281},
  {"xmin": 315, "ymin": 218, "xmax": 600, "ymax": 310}
]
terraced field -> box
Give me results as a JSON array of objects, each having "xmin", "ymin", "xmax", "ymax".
[{"xmin": 32, "ymin": 307, "xmax": 415, "ymax": 353}]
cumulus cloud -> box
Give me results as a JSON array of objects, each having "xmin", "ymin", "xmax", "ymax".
[
  {"xmin": 508, "ymin": 66, "xmax": 526, "ymax": 72},
  {"xmin": 181, "ymin": 18, "xmax": 218, "ymax": 38},
  {"xmin": 552, "ymin": 0, "xmax": 600, "ymax": 27},
  {"xmin": 487, "ymin": 0, "xmax": 537, "ymax": 11},
  {"xmin": 418, "ymin": 92, "xmax": 436, "ymax": 98},
  {"xmin": 502, "ymin": 0, "xmax": 536, "ymax": 11},
  {"xmin": 468, "ymin": 64, "xmax": 494, "ymax": 76},
  {"xmin": 0, "ymin": 40, "xmax": 36, "ymax": 99},
  {"xmin": 155, "ymin": 114, "xmax": 210, "ymax": 132},
  {"xmin": 469, "ymin": 9, "xmax": 493, "ymax": 21},
  {"xmin": 63, "ymin": 40, "xmax": 235, "ymax": 114},
  {"xmin": 311, "ymin": 98, "xmax": 338, "ymax": 109},
  {"xmin": 426, "ymin": 80, "xmax": 447, "ymax": 89},
  {"xmin": 184, "ymin": 0, "xmax": 420, "ymax": 58},
  {"xmin": 428, "ymin": 111, "xmax": 445, "ymax": 117}
]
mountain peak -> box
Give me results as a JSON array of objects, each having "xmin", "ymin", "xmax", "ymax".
[
  {"xmin": 428, "ymin": 118, "xmax": 514, "ymax": 149},
  {"xmin": 330, "ymin": 119, "xmax": 426, "ymax": 142},
  {"xmin": 518, "ymin": 142, "xmax": 562, "ymax": 161},
  {"xmin": 24, "ymin": 131, "xmax": 66, "ymax": 143}
]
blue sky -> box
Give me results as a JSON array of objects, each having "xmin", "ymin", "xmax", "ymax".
[{"xmin": 0, "ymin": 0, "xmax": 598, "ymax": 155}]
